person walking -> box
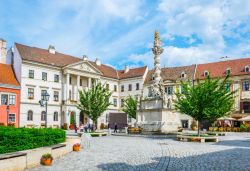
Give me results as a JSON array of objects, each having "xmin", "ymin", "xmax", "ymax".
[
  {"xmin": 114, "ymin": 123, "xmax": 118, "ymax": 133},
  {"xmin": 74, "ymin": 122, "xmax": 77, "ymax": 133}
]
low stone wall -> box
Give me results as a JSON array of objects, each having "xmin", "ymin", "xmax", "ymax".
[{"xmin": 0, "ymin": 136, "xmax": 80, "ymax": 171}]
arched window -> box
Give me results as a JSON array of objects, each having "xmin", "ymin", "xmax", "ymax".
[
  {"xmin": 27, "ymin": 110, "xmax": 33, "ymax": 121},
  {"xmin": 41, "ymin": 111, "xmax": 46, "ymax": 121},
  {"xmin": 54, "ymin": 111, "xmax": 58, "ymax": 121}
]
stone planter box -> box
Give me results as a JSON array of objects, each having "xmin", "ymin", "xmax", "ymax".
[
  {"xmin": 177, "ymin": 134, "xmax": 219, "ymax": 143},
  {"xmin": 0, "ymin": 136, "xmax": 80, "ymax": 171}
]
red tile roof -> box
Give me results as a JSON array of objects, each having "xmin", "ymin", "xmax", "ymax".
[
  {"xmin": 196, "ymin": 58, "xmax": 250, "ymax": 79},
  {"xmin": 117, "ymin": 66, "xmax": 147, "ymax": 79},
  {"xmin": 0, "ymin": 64, "xmax": 19, "ymax": 87},
  {"xmin": 145, "ymin": 65, "xmax": 196, "ymax": 84},
  {"xmin": 15, "ymin": 43, "xmax": 147, "ymax": 80}
]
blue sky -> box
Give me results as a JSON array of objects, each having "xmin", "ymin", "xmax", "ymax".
[{"xmin": 1, "ymin": 0, "xmax": 250, "ymax": 69}]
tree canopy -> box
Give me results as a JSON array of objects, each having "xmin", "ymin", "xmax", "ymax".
[
  {"xmin": 174, "ymin": 75, "xmax": 236, "ymax": 135},
  {"xmin": 77, "ymin": 82, "xmax": 112, "ymax": 125},
  {"xmin": 122, "ymin": 96, "xmax": 138, "ymax": 119}
]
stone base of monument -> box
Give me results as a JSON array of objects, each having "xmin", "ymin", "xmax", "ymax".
[{"xmin": 137, "ymin": 108, "xmax": 180, "ymax": 133}]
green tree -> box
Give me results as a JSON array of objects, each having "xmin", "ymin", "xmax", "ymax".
[
  {"xmin": 77, "ymin": 82, "xmax": 112, "ymax": 127},
  {"xmin": 122, "ymin": 96, "xmax": 137, "ymax": 119},
  {"xmin": 174, "ymin": 75, "xmax": 236, "ymax": 136}
]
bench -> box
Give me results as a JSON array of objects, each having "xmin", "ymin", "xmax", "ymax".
[
  {"xmin": 177, "ymin": 135, "xmax": 219, "ymax": 143},
  {"xmin": 0, "ymin": 152, "xmax": 26, "ymax": 160},
  {"xmin": 51, "ymin": 144, "xmax": 66, "ymax": 150},
  {"xmin": 128, "ymin": 127, "xmax": 142, "ymax": 134}
]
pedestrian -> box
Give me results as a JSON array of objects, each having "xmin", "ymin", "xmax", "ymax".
[
  {"xmin": 114, "ymin": 122, "xmax": 118, "ymax": 133},
  {"xmin": 74, "ymin": 122, "xmax": 77, "ymax": 133}
]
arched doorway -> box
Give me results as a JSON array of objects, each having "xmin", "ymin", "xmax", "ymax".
[
  {"xmin": 80, "ymin": 111, "xmax": 88, "ymax": 125},
  {"xmin": 70, "ymin": 111, "xmax": 76, "ymax": 125}
]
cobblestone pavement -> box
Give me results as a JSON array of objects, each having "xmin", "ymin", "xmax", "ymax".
[{"xmin": 28, "ymin": 133, "xmax": 250, "ymax": 171}]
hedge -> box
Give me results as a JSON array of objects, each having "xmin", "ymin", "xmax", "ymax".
[{"xmin": 0, "ymin": 126, "xmax": 66, "ymax": 154}]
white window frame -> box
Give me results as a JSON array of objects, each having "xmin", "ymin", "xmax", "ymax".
[
  {"xmin": 27, "ymin": 110, "xmax": 33, "ymax": 121},
  {"xmin": 9, "ymin": 94, "xmax": 16, "ymax": 105},
  {"xmin": 204, "ymin": 70, "xmax": 209, "ymax": 77},
  {"xmin": 8, "ymin": 113, "xmax": 16, "ymax": 123}
]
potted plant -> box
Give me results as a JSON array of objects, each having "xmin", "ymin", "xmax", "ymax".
[
  {"xmin": 191, "ymin": 120, "xmax": 197, "ymax": 131},
  {"xmin": 41, "ymin": 153, "xmax": 53, "ymax": 166},
  {"xmin": 73, "ymin": 143, "xmax": 81, "ymax": 151}
]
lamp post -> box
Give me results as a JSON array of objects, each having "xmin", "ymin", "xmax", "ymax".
[
  {"xmin": 39, "ymin": 91, "xmax": 50, "ymax": 128},
  {"xmin": 6, "ymin": 105, "xmax": 10, "ymax": 126}
]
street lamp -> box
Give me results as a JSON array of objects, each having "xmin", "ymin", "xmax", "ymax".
[
  {"xmin": 39, "ymin": 91, "xmax": 50, "ymax": 128},
  {"xmin": 6, "ymin": 105, "xmax": 10, "ymax": 126}
]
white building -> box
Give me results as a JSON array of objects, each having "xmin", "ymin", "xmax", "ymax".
[{"xmin": 8, "ymin": 43, "xmax": 148, "ymax": 128}]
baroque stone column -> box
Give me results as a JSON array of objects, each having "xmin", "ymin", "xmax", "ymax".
[{"xmin": 152, "ymin": 31, "xmax": 164, "ymax": 84}]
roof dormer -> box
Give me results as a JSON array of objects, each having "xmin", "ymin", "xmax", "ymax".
[
  {"xmin": 181, "ymin": 71, "xmax": 186, "ymax": 78},
  {"xmin": 204, "ymin": 70, "xmax": 209, "ymax": 77},
  {"xmin": 245, "ymin": 66, "xmax": 250, "ymax": 72}
]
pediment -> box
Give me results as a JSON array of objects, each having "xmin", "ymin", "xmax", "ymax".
[{"xmin": 64, "ymin": 61, "xmax": 102, "ymax": 75}]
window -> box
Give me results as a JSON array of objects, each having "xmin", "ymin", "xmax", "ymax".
[
  {"xmin": 179, "ymin": 85, "xmax": 185, "ymax": 94},
  {"xmin": 135, "ymin": 95, "xmax": 139, "ymax": 101},
  {"xmin": 41, "ymin": 90, "xmax": 47, "ymax": 100},
  {"xmin": 128, "ymin": 84, "xmax": 132, "ymax": 91},
  {"xmin": 121, "ymin": 85, "xmax": 124, "ymax": 92},
  {"xmin": 28, "ymin": 88, "xmax": 34, "ymax": 99},
  {"xmin": 42, "ymin": 72, "xmax": 47, "ymax": 81},
  {"xmin": 54, "ymin": 74, "xmax": 59, "ymax": 82},
  {"xmin": 121, "ymin": 99, "xmax": 124, "ymax": 107},
  {"xmin": 181, "ymin": 120, "xmax": 189, "ymax": 128},
  {"xmin": 226, "ymin": 68, "xmax": 231, "ymax": 76},
  {"xmin": 8, "ymin": 114, "xmax": 15, "ymax": 122},
  {"xmin": 9, "ymin": 95, "xmax": 16, "ymax": 105},
  {"xmin": 41, "ymin": 111, "xmax": 46, "ymax": 121},
  {"xmin": 53, "ymin": 111, "xmax": 58, "ymax": 121},
  {"xmin": 245, "ymin": 66, "xmax": 250, "ymax": 72},
  {"xmin": 113, "ymin": 98, "xmax": 117, "ymax": 107},
  {"xmin": 165, "ymin": 86, "xmax": 173, "ymax": 95},
  {"xmin": 1, "ymin": 94, "xmax": 8, "ymax": 105},
  {"xmin": 243, "ymin": 102, "xmax": 250, "ymax": 113},
  {"xmin": 69, "ymin": 90, "xmax": 72, "ymax": 100},
  {"xmin": 80, "ymin": 79, "xmax": 82, "ymax": 86},
  {"xmin": 54, "ymin": 91, "xmax": 59, "ymax": 102},
  {"xmin": 29, "ymin": 70, "xmax": 34, "ymax": 79},
  {"xmin": 242, "ymin": 81, "xmax": 249, "ymax": 91},
  {"xmin": 69, "ymin": 77, "xmax": 72, "ymax": 85},
  {"xmin": 204, "ymin": 70, "xmax": 209, "ymax": 77},
  {"xmin": 106, "ymin": 84, "xmax": 109, "ymax": 90},
  {"xmin": 136, "ymin": 83, "xmax": 140, "ymax": 90},
  {"xmin": 27, "ymin": 110, "xmax": 33, "ymax": 121},
  {"xmin": 114, "ymin": 85, "xmax": 117, "ymax": 92}
]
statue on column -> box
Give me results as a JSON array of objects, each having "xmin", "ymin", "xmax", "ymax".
[{"xmin": 150, "ymin": 31, "xmax": 166, "ymax": 104}]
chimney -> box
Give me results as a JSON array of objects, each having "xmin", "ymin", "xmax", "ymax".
[
  {"xmin": 124, "ymin": 65, "xmax": 129, "ymax": 73},
  {"xmin": 0, "ymin": 38, "xmax": 7, "ymax": 64},
  {"xmin": 48, "ymin": 45, "xmax": 56, "ymax": 54},
  {"xmin": 83, "ymin": 55, "xmax": 88, "ymax": 61},
  {"xmin": 95, "ymin": 58, "xmax": 101, "ymax": 66}
]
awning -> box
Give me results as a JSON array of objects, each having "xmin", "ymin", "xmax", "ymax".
[
  {"xmin": 238, "ymin": 116, "xmax": 250, "ymax": 121},
  {"xmin": 217, "ymin": 117, "xmax": 236, "ymax": 121}
]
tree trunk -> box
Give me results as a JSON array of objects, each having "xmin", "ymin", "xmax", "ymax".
[{"xmin": 197, "ymin": 121, "xmax": 200, "ymax": 137}]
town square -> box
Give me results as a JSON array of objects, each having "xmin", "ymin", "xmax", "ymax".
[{"xmin": 1, "ymin": 1, "xmax": 250, "ymax": 171}]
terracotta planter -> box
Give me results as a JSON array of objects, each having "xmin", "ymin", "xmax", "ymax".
[
  {"xmin": 73, "ymin": 145, "xmax": 80, "ymax": 151},
  {"xmin": 41, "ymin": 157, "xmax": 53, "ymax": 166},
  {"xmin": 69, "ymin": 124, "xmax": 75, "ymax": 130}
]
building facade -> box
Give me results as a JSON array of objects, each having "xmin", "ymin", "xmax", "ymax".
[
  {"xmin": 8, "ymin": 43, "xmax": 147, "ymax": 128},
  {"xmin": 0, "ymin": 39, "xmax": 20, "ymax": 127}
]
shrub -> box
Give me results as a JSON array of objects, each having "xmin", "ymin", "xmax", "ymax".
[
  {"xmin": 42, "ymin": 153, "xmax": 53, "ymax": 159},
  {"xmin": 0, "ymin": 126, "xmax": 66, "ymax": 154},
  {"xmin": 240, "ymin": 124, "xmax": 248, "ymax": 132}
]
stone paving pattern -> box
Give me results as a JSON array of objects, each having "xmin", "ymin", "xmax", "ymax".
[{"xmin": 28, "ymin": 133, "xmax": 250, "ymax": 171}]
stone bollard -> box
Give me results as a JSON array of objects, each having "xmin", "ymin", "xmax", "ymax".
[{"xmin": 125, "ymin": 127, "xmax": 128, "ymax": 134}]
